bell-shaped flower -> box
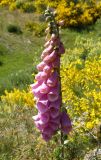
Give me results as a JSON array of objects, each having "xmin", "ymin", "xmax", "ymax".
[
  {"xmin": 49, "ymin": 98, "xmax": 61, "ymax": 109},
  {"xmin": 47, "ymin": 71, "xmax": 59, "ymax": 87},
  {"xmin": 50, "ymin": 107, "xmax": 60, "ymax": 118},
  {"xmin": 40, "ymin": 83, "xmax": 50, "ymax": 94},
  {"xmin": 42, "ymin": 125, "xmax": 54, "ymax": 135},
  {"xmin": 36, "ymin": 97, "xmax": 49, "ymax": 114},
  {"xmin": 41, "ymin": 45, "xmax": 53, "ymax": 59},
  {"xmin": 60, "ymin": 111, "xmax": 72, "ymax": 134},
  {"xmin": 37, "ymin": 61, "xmax": 46, "ymax": 71},
  {"xmin": 48, "ymin": 84, "xmax": 60, "ymax": 102},
  {"xmin": 31, "ymin": 85, "xmax": 43, "ymax": 99},
  {"xmin": 39, "ymin": 112, "xmax": 50, "ymax": 124},
  {"xmin": 43, "ymin": 50, "xmax": 57, "ymax": 64},
  {"xmin": 43, "ymin": 64, "xmax": 52, "ymax": 75},
  {"xmin": 35, "ymin": 71, "xmax": 48, "ymax": 81}
]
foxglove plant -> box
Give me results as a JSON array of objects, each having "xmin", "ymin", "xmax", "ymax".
[{"xmin": 31, "ymin": 8, "xmax": 72, "ymax": 141}]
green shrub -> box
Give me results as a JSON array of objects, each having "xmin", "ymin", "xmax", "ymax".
[{"xmin": 7, "ymin": 24, "xmax": 22, "ymax": 34}]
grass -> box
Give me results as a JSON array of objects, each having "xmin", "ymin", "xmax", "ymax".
[{"xmin": 0, "ymin": 8, "xmax": 101, "ymax": 95}]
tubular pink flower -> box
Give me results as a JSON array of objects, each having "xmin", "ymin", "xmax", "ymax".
[
  {"xmin": 47, "ymin": 71, "xmax": 59, "ymax": 87},
  {"xmin": 49, "ymin": 98, "xmax": 61, "ymax": 109},
  {"xmin": 36, "ymin": 99, "xmax": 49, "ymax": 114},
  {"xmin": 42, "ymin": 125, "xmax": 55, "ymax": 135},
  {"xmin": 43, "ymin": 64, "xmax": 52, "ymax": 74},
  {"xmin": 35, "ymin": 72, "xmax": 48, "ymax": 81},
  {"xmin": 39, "ymin": 112, "xmax": 50, "ymax": 124},
  {"xmin": 48, "ymin": 85, "xmax": 60, "ymax": 102},
  {"xmin": 60, "ymin": 111, "xmax": 72, "ymax": 134},
  {"xmin": 31, "ymin": 86, "xmax": 43, "ymax": 98},
  {"xmin": 41, "ymin": 45, "xmax": 53, "ymax": 59},
  {"xmin": 43, "ymin": 50, "xmax": 57, "ymax": 64},
  {"xmin": 40, "ymin": 83, "xmax": 50, "ymax": 94},
  {"xmin": 37, "ymin": 62, "xmax": 46, "ymax": 71},
  {"xmin": 50, "ymin": 107, "xmax": 60, "ymax": 118}
]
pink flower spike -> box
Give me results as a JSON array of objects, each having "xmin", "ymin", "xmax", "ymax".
[
  {"xmin": 47, "ymin": 71, "xmax": 59, "ymax": 87},
  {"xmin": 60, "ymin": 112, "xmax": 72, "ymax": 134},
  {"xmin": 37, "ymin": 62, "xmax": 46, "ymax": 71}
]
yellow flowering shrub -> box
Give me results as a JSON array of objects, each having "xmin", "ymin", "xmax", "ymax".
[
  {"xmin": 56, "ymin": 0, "xmax": 101, "ymax": 28},
  {"xmin": 0, "ymin": 88, "xmax": 35, "ymax": 107},
  {"xmin": 61, "ymin": 37, "xmax": 101, "ymax": 131}
]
